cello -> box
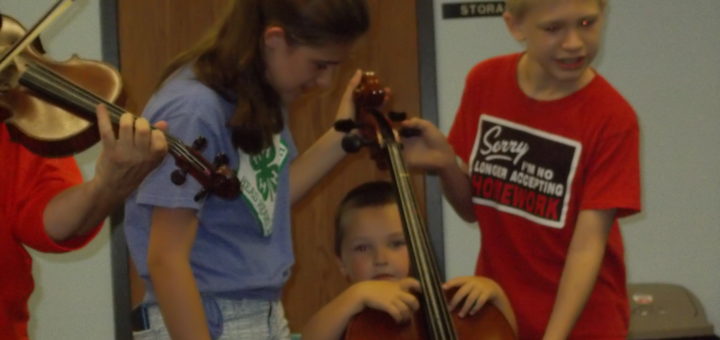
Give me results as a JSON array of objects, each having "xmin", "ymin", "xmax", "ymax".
[
  {"xmin": 0, "ymin": 0, "xmax": 239, "ymax": 200},
  {"xmin": 335, "ymin": 72, "xmax": 516, "ymax": 339}
]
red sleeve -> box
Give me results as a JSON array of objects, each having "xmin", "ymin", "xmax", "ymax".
[
  {"xmin": 580, "ymin": 109, "xmax": 641, "ymax": 218},
  {"xmin": 448, "ymin": 66, "xmax": 484, "ymax": 163},
  {"xmin": 13, "ymin": 154, "xmax": 101, "ymax": 253}
]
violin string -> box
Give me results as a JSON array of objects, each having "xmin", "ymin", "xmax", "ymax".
[
  {"xmin": 387, "ymin": 142, "xmax": 457, "ymax": 339},
  {"xmin": 25, "ymin": 63, "xmax": 212, "ymax": 174},
  {"xmin": 27, "ymin": 64, "xmax": 204, "ymax": 170}
]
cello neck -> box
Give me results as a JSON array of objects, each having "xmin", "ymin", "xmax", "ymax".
[{"xmin": 371, "ymin": 108, "xmax": 458, "ymax": 340}]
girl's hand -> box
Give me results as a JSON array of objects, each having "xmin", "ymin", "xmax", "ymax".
[
  {"xmin": 348, "ymin": 278, "xmax": 421, "ymax": 323},
  {"xmin": 334, "ymin": 69, "xmax": 364, "ymax": 122},
  {"xmin": 400, "ymin": 117, "xmax": 457, "ymax": 173},
  {"xmin": 443, "ymin": 276, "xmax": 500, "ymax": 318},
  {"xmin": 334, "ymin": 69, "xmax": 392, "ymax": 122}
]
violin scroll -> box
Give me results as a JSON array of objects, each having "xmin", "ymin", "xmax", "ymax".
[{"xmin": 168, "ymin": 135, "xmax": 240, "ymax": 201}]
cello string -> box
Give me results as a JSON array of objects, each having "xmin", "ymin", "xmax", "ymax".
[
  {"xmin": 387, "ymin": 141, "xmax": 458, "ymax": 339},
  {"xmin": 376, "ymin": 109, "xmax": 454, "ymax": 338}
]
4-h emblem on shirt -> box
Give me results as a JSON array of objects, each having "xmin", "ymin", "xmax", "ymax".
[
  {"xmin": 238, "ymin": 134, "xmax": 288, "ymax": 237},
  {"xmin": 251, "ymin": 144, "xmax": 280, "ymax": 201}
]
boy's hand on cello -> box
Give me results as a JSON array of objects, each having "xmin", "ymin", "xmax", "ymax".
[
  {"xmin": 443, "ymin": 276, "xmax": 518, "ymax": 334},
  {"xmin": 346, "ymin": 277, "xmax": 421, "ymax": 323}
]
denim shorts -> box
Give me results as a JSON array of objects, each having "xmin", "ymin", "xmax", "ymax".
[{"xmin": 133, "ymin": 298, "xmax": 290, "ymax": 340}]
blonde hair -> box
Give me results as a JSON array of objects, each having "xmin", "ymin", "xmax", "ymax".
[{"xmin": 504, "ymin": 0, "xmax": 606, "ymax": 18}]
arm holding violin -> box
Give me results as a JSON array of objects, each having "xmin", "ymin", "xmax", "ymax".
[
  {"xmin": 444, "ymin": 276, "xmax": 518, "ymax": 335},
  {"xmin": 302, "ymin": 278, "xmax": 421, "ymax": 340},
  {"xmin": 43, "ymin": 105, "xmax": 167, "ymax": 242},
  {"xmin": 543, "ymin": 209, "xmax": 615, "ymax": 340},
  {"xmin": 400, "ymin": 118, "xmax": 476, "ymax": 222},
  {"xmin": 290, "ymin": 70, "xmax": 362, "ymax": 204}
]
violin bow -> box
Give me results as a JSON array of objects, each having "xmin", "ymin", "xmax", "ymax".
[{"xmin": 0, "ymin": 0, "xmax": 74, "ymax": 72}]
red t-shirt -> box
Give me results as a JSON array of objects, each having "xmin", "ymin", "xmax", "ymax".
[
  {"xmin": 448, "ymin": 53, "xmax": 641, "ymax": 339},
  {"xmin": 0, "ymin": 124, "xmax": 99, "ymax": 339}
]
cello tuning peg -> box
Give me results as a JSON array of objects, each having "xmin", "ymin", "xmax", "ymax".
[
  {"xmin": 388, "ymin": 111, "xmax": 407, "ymax": 122},
  {"xmin": 341, "ymin": 134, "xmax": 370, "ymax": 153},
  {"xmin": 194, "ymin": 189, "xmax": 209, "ymax": 202},
  {"xmin": 399, "ymin": 127, "xmax": 422, "ymax": 138},
  {"xmin": 171, "ymin": 169, "xmax": 188, "ymax": 185},
  {"xmin": 333, "ymin": 119, "xmax": 357, "ymax": 133},
  {"xmin": 192, "ymin": 136, "xmax": 208, "ymax": 151},
  {"xmin": 213, "ymin": 153, "xmax": 229, "ymax": 167}
]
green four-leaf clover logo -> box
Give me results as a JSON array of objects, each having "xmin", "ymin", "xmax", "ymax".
[{"xmin": 250, "ymin": 144, "xmax": 279, "ymax": 200}]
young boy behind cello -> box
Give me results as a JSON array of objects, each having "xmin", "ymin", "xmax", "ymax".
[{"xmin": 302, "ymin": 181, "xmax": 517, "ymax": 340}]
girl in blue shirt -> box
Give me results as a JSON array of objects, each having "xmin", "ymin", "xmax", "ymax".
[{"xmin": 124, "ymin": 0, "xmax": 370, "ymax": 339}]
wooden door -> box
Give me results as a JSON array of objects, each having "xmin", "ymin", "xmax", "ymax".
[{"xmin": 116, "ymin": 0, "xmax": 421, "ymax": 332}]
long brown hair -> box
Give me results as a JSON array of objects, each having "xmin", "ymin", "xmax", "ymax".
[{"xmin": 162, "ymin": 0, "xmax": 370, "ymax": 154}]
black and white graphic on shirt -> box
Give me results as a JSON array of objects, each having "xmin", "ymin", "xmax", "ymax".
[{"xmin": 469, "ymin": 115, "xmax": 581, "ymax": 228}]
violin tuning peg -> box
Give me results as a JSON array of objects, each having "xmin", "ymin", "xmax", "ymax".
[
  {"xmin": 388, "ymin": 111, "xmax": 407, "ymax": 122},
  {"xmin": 192, "ymin": 136, "xmax": 208, "ymax": 151},
  {"xmin": 194, "ymin": 189, "xmax": 209, "ymax": 202},
  {"xmin": 171, "ymin": 169, "xmax": 188, "ymax": 185},
  {"xmin": 341, "ymin": 134, "xmax": 369, "ymax": 153},
  {"xmin": 333, "ymin": 119, "xmax": 357, "ymax": 133},
  {"xmin": 214, "ymin": 153, "xmax": 229, "ymax": 167},
  {"xmin": 399, "ymin": 127, "xmax": 422, "ymax": 138}
]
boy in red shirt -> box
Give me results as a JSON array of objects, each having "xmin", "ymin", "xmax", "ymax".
[
  {"xmin": 402, "ymin": 0, "xmax": 640, "ymax": 338},
  {"xmin": 0, "ymin": 106, "xmax": 167, "ymax": 339}
]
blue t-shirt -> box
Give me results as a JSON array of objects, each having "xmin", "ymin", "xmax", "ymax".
[{"xmin": 123, "ymin": 66, "xmax": 297, "ymax": 327}]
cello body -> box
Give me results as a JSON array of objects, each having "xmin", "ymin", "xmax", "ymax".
[{"xmin": 345, "ymin": 290, "xmax": 515, "ymax": 340}]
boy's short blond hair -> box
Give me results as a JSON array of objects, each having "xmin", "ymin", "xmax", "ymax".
[{"xmin": 504, "ymin": 0, "xmax": 606, "ymax": 18}]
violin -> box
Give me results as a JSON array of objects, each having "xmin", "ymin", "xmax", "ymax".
[
  {"xmin": 335, "ymin": 72, "xmax": 516, "ymax": 339},
  {"xmin": 0, "ymin": 2, "xmax": 239, "ymax": 200}
]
